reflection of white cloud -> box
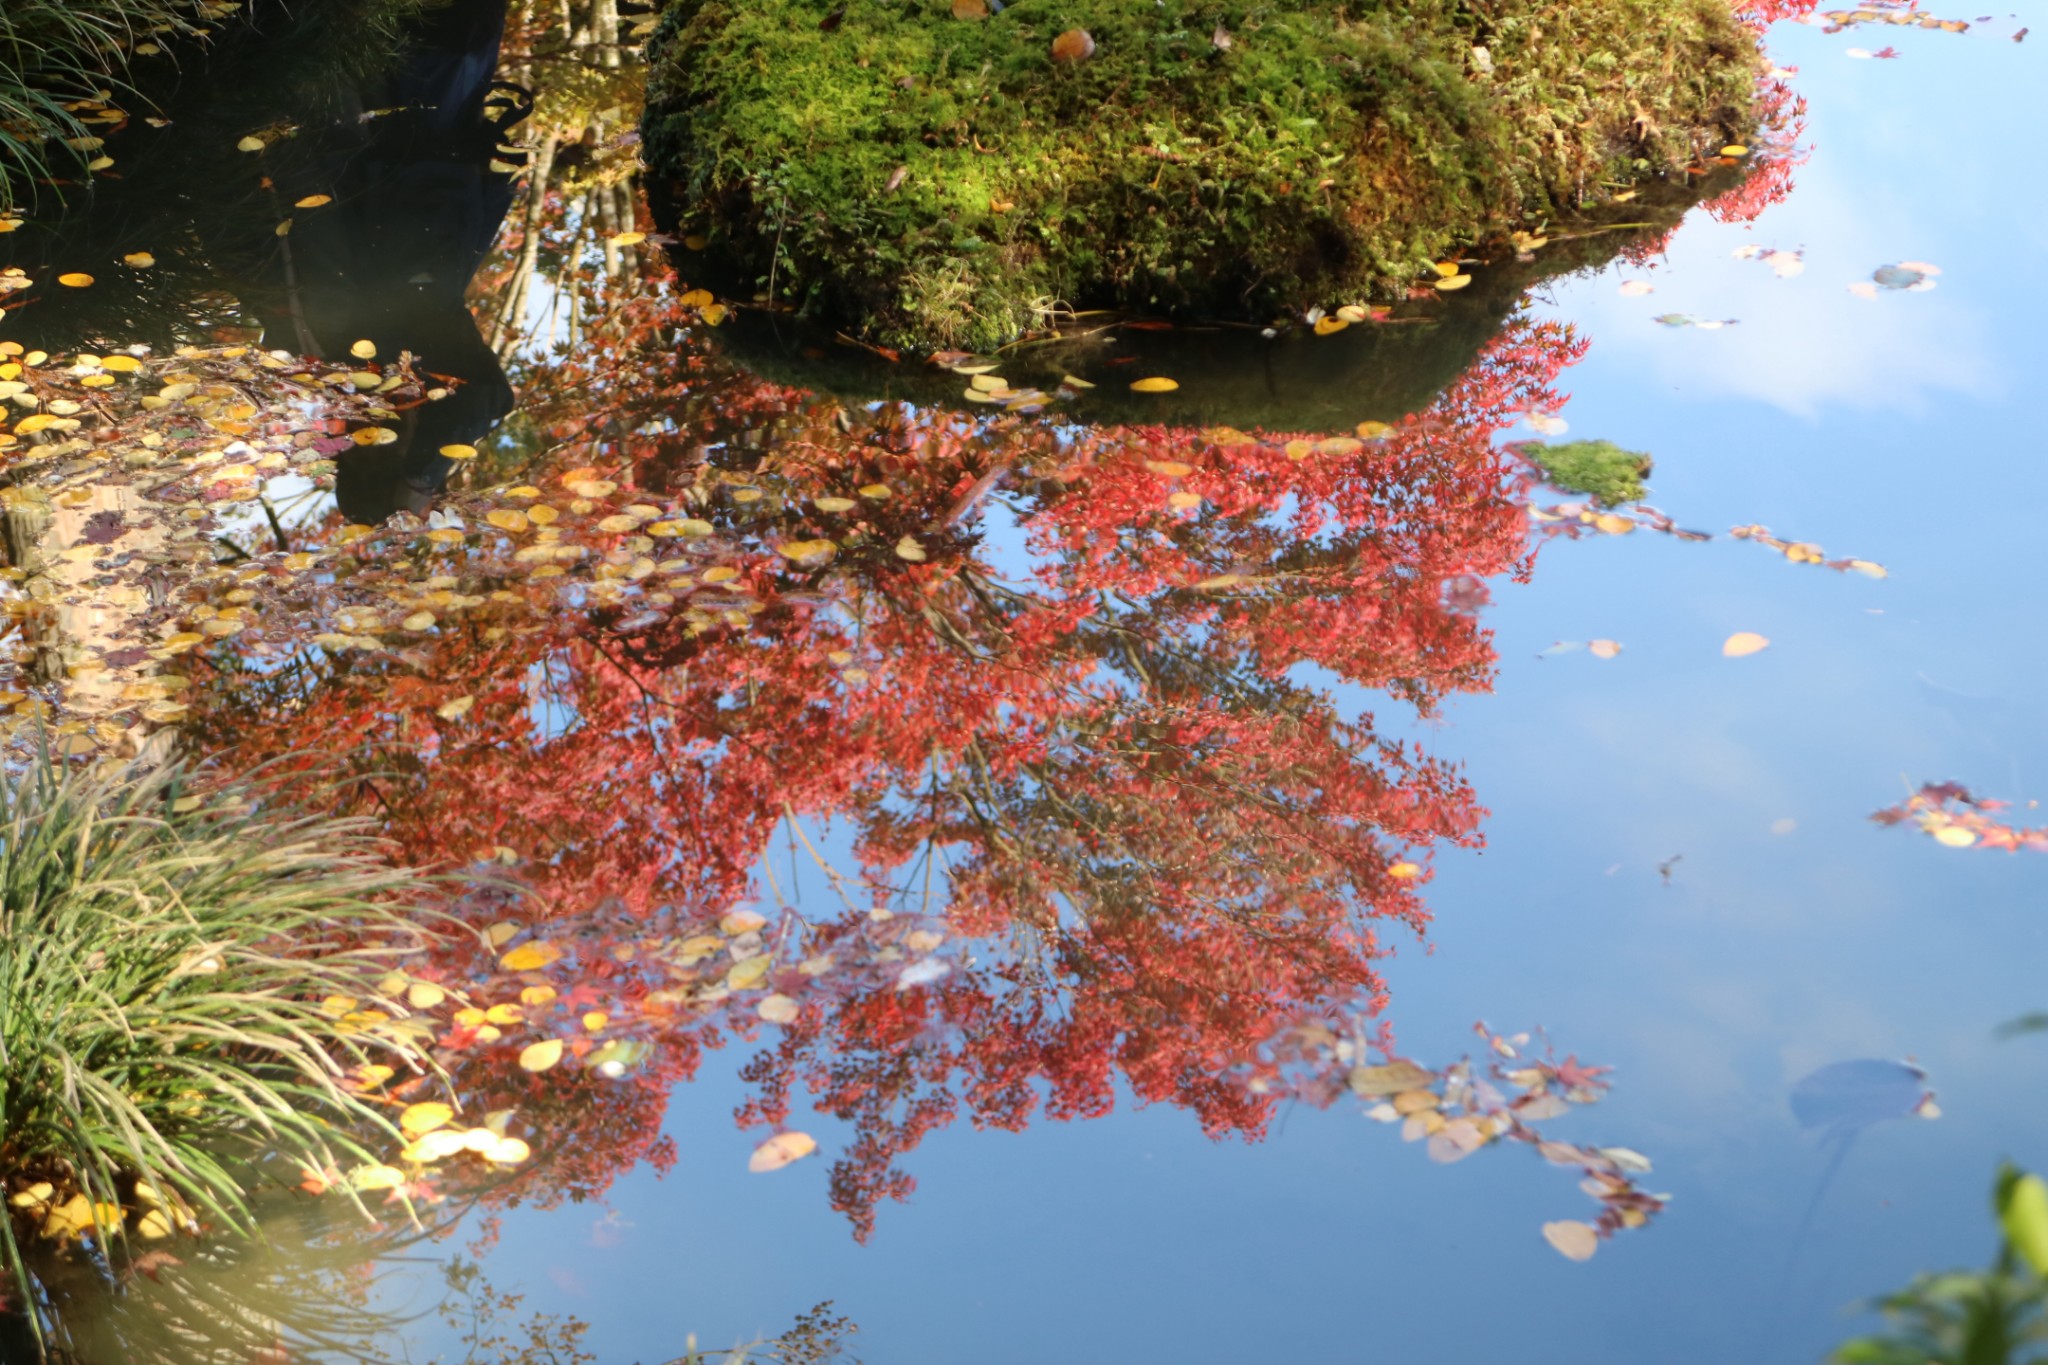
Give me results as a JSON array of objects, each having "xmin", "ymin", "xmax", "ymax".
[{"xmin": 1537, "ymin": 160, "xmax": 1998, "ymax": 418}]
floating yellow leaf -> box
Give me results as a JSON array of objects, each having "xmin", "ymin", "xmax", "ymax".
[
  {"xmin": 1317, "ymin": 436, "xmax": 1363, "ymax": 456},
  {"xmin": 894, "ymin": 535, "xmax": 927, "ymax": 562},
  {"xmin": 700, "ymin": 303, "xmax": 729, "ymax": 326},
  {"xmin": 858, "ymin": 483, "xmax": 891, "ymax": 499},
  {"xmin": 759, "ymin": 994, "xmax": 799, "ymax": 1024},
  {"xmin": 1933, "ymin": 825, "xmax": 1977, "ymax": 848},
  {"xmin": 520, "ymin": 984, "xmax": 557, "ymax": 1006},
  {"xmin": 500, "ymin": 939, "xmax": 562, "ymax": 972},
  {"xmin": 1542, "ymin": 1220, "xmax": 1600, "ymax": 1261},
  {"xmin": 349, "ymin": 339, "xmax": 376, "ymax": 360},
  {"xmin": 749, "ymin": 1131, "xmax": 818, "ymax": 1172},
  {"xmin": 813, "ymin": 496, "xmax": 856, "ymax": 513},
  {"xmin": 1433, "ymin": 274, "xmax": 1473, "ymax": 291},
  {"xmin": 122, "ymin": 251, "xmax": 155, "ymax": 267},
  {"xmin": 485, "ymin": 509, "xmax": 529, "ymax": 533},
  {"xmin": 56, "ymin": 272, "xmax": 93, "ymax": 288},
  {"xmin": 236, "ymin": 135, "xmax": 265, "ymax": 152},
  {"xmin": 274, "ymin": 219, "xmax": 292, "ymax": 237},
  {"xmin": 1721, "ymin": 631, "xmax": 1770, "ymax": 658},
  {"xmin": 100, "ymin": 354, "xmax": 142, "ymax": 372},
  {"xmin": 778, "ymin": 538, "xmax": 836, "ymax": 563},
  {"xmin": 1846, "ymin": 559, "xmax": 1887, "ymax": 579},
  {"xmin": 1588, "ymin": 639, "xmax": 1623, "ymax": 659},
  {"xmin": 1592, "ymin": 513, "xmax": 1634, "ymax": 535},
  {"xmin": 1387, "ymin": 862, "xmax": 1422, "ymax": 879},
  {"xmin": 1720, "ymin": 144, "xmax": 1749, "ymax": 157},
  {"xmin": 701, "ymin": 565, "xmax": 740, "ymax": 584},
  {"xmin": 1432, "ymin": 261, "xmax": 1462, "ymax": 279},
  {"xmin": 407, "ymin": 981, "xmax": 448, "ymax": 1008},
  {"xmin": 398, "ymin": 1102, "xmax": 454, "ymax": 1138},
  {"xmin": 1167, "ymin": 491, "xmax": 1202, "ymax": 510},
  {"xmin": 1145, "ymin": 459, "xmax": 1192, "ymax": 477},
  {"xmin": 295, "ymin": 193, "xmax": 332, "ymax": 208},
  {"xmin": 401, "ymin": 611, "xmax": 435, "ymax": 632},
  {"xmin": 350, "ymin": 426, "xmax": 397, "ymax": 446},
  {"xmin": 683, "ymin": 234, "xmax": 708, "ymax": 250},
  {"xmin": 484, "ymin": 1002, "xmax": 525, "ymax": 1026},
  {"xmin": 435, "ymin": 695, "xmax": 474, "ymax": 721},
  {"xmin": 518, "ymin": 1038, "xmax": 564, "ymax": 1072},
  {"xmin": 727, "ymin": 956, "xmax": 771, "ymax": 989},
  {"xmin": 680, "ymin": 288, "xmax": 713, "ymax": 308},
  {"xmin": 483, "ymin": 1136, "xmax": 531, "ymax": 1165},
  {"xmin": 609, "ymin": 231, "xmax": 646, "ymax": 247},
  {"xmin": 1129, "ymin": 376, "xmax": 1179, "ymax": 393},
  {"xmin": 1313, "ymin": 315, "xmax": 1349, "ymax": 336}
]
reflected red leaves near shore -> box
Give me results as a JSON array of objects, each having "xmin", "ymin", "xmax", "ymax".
[{"xmin": 167, "ymin": 266, "xmax": 1654, "ymax": 1250}]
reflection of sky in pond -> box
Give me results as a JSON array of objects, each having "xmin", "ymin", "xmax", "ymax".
[{"xmin": 381, "ymin": 20, "xmax": 2048, "ymax": 1365}]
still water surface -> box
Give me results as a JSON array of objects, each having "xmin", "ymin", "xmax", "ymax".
[{"xmin": 6, "ymin": 3, "xmax": 2046, "ymax": 1362}]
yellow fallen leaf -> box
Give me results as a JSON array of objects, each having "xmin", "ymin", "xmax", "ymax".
[
  {"xmin": 407, "ymin": 981, "xmax": 448, "ymax": 1008},
  {"xmin": 484, "ymin": 1002, "xmax": 525, "ymax": 1026},
  {"xmin": 1313, "ymin": 316, "xmax": 1349, "ymax": 336},
  {"xmin": 1933, "ymin": 825, "xmax": 1978, "ymax": 848},
  {"xmin": 1721, "ymin": 631, "xmax": 1770, "ymax": 658},
  {"xmin": 483, "ymin": 1136, "xmax": 531, "ymax": 1164},
  {"xmin": 521, "ymin": 984, "xmax": 558, "ymax": 1006},
  {"xmin": 349, "ymin": 339, "xmax": 376, "ymax": 360},
  {"xmin": 1433, "ymin": 274, "xmax": 1473, "ymax": 291},
  {"xmin": 295, "ymin": 194, "xmax": 332, "ymax": 208},
  {"xmin": 236, "ymin": 135, "xmax": 265, "ymax": 152},
  {"xmin": 1543, "ymin": 1220, "xmax": 1600, "ymax": 1261},
  {"xmin": 439, "ymin": 443, "xmax": 477, "ymax": 460},
  {"xmin": 680, "ymin": 288, "xmax": 713, "ymax": 308},
  {"xmin": 122, "ymin": 251, "xmax": 155, "ymax": 267},
  {"xmin": 56, "ymin": 272, "xmax": 94, "ymax": 288},
  {"xmin": 1129, "ymin": 376, "xmax": 1179, "ymax": 393},
  {"xmin": 500, "ymin": 940, "xmax": 562, "ymax": 971},
  {"xmin": 749, "ymin": 1131, "xmax": 819, "ymax": 1172},
  {"xmin": 1593, "ymin": 513, "xmax": 1634, "ymax": 536},
  {"xmin": 398, "ymin": 1102, "xmax": 455, "ymax": 1138},
  {"xmin": 1388, "ymin": 861, "xmax": 1422, "ymax": 879},
  {"xmin": 1720, "ymin": 144, "xmax": 1749, "ymax": 157},
  {"xmin": 518, "ymin": 1038, "xmax": 564, "ymax": 1072},
  {"xmin": 895, "ymin": 535, "xmax": 927, "ymax": 562},
  {"xmin": 609, "ymin": 231, "xmax": 646, "ymax": 247},
  {"xmin": 1588, "ymin": 639, "xmax": 1622, "ymax": 659}
]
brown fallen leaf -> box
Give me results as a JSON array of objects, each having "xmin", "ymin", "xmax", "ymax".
[{"xmin": 1051, "ymin": 28, "xmax": 1096, "ymax": 62}]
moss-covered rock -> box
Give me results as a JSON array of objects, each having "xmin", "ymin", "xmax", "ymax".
[
  {"xmin": 1528, "ymin": 438, "xmax": 1653, "ymax": 505},
  {"xmin": 642, "ymin": 0, "xmax": 1760, "ymax": 352}
]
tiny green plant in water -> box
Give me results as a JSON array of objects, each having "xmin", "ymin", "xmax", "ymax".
[
  {"xmin": 1528, "ymin": 439, "xmax": 1654, "ymax": 506},
  {"xmin": 0, "ymin": 753, "xmax": 448, "ymax": 1356}
]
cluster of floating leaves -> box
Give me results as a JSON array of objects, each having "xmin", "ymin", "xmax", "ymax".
[
  {"xmin": 0, "ymin": 341, "xmax": 447, "ymax": 759},
  {"xmin": 1332, "ymin": 1023, "xmax": 1665, "ymax": 1260},
  {"xmin": 1871, "ymin": 781, "xmax": 2048, "ymax": 852}
]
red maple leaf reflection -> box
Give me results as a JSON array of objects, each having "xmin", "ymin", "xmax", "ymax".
[{"xmin": 183, "ymin": 253, "xmax": 1598, "ymax": 1236}]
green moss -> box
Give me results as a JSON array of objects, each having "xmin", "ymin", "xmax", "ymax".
[
  {"xmin": 642, "ymin": 0, "xmax": 1759, "ymax": 351},
  {"xmin": 1529, "ymin": 438, "xmax": 1653, "ymax": 505}
]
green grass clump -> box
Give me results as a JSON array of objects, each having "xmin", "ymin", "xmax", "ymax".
[
  {"xmin": 643, "ymin": 0, "xmax": 1759, "ymax": 351},
  {"xmin": 1528, "ymin": 438, "xmax": 1653, "ymax": 505},
  {"xmin": 0, "ymin": 755, "xmax": 447, "ymax": 1355}
]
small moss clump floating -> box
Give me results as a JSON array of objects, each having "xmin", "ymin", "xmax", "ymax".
[
  {"xmin": 1528, "ymin": 439, "xmax": 1654, "ymax": 506},
  {"xmin": 643, "ymin": 0, "xmax": 1761, "ymax": 351}
]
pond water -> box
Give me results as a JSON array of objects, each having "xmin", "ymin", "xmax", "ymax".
[{"xmin": 2, "ymin": 2, "xmax": 2045, "ymax": 1362}]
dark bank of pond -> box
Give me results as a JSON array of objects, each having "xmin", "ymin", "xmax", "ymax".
[{"xmin": 0, "ymin": 3, "xmax": 2045, "ymax": 1365}]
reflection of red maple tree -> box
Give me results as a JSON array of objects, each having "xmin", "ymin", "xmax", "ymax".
[{"xmin": 183, "ymin": 276, "xmax": 1585, "ymax": 1235}]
